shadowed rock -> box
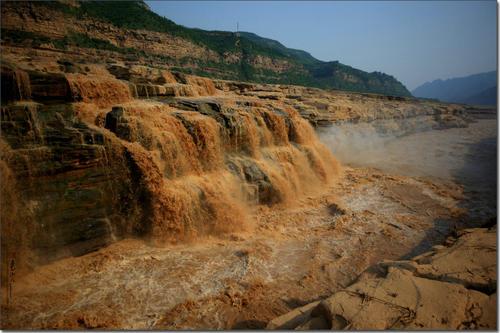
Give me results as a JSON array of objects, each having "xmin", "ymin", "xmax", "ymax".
[{"xmin": 266, "ymin": 227, "xmax": 497, "ymax": 330}]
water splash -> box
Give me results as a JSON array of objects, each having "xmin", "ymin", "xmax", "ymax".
[
  {"xmin": 66, "ymin": 74, "xmax": 133, "ymax": 107},
  {"xmin": 103, "ymin": 101, "xmax": 341, "ymax": 242}
]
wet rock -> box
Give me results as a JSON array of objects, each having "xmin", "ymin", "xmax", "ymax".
[
  {"xmin": 243, "ymin": 91, "xmax": 283, "ymax": 100},
  {"xmin": 0, "ymin": 103, "xmax": 157, "ymax": 268},
  {"xmin": 1, "ymin": 64, "xmax": 31, "ymax": 103},
  {"xmin": 28, "ymin": 71, "xmax": 72, "ymax": 102},
  {"xmin": 107, "ymin": 65, "xmax": 177, "ymax": 86},
  {"xmin": 227, "ymin": 157, "xmax": 282, "ymax": 205},
  {"xmin": 327, "ymin": 202, "xmax": 346, "ymax": 216},
  {"xmin": 57, "ymin": 59, "xmax": 80, "ymax": 74},
  {"xmin": 104, "ymin": 106, "xmax": 126, "ymax": 137},
  {"xmin": 107, "ymin": 65, "xmax": 132, "ymax": 81},
  {"xmin": 171, "ymin": 71, "xmax": 188, "ymax": 84},
  {"xmin": 1, "ymin": 102, "xmax": 44, "ymax": 148}
]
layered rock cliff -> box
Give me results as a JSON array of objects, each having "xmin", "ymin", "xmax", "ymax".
[{"xmin": 1, "ymin": 0, "xmax": 411, "ymax": 96}]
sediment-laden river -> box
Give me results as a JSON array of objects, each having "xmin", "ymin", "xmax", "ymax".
[
  {"xmin": 319, "ymin": 117, "xmax": 497, "ymax": 216},
  {"xmin": 5, "ymin": 118, "xmax": 496, "ymax": 329}
]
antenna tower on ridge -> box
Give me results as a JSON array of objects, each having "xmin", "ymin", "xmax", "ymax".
[{"xmin": 235, "ymin": 21, "xmax": 241, "ymax": 47}]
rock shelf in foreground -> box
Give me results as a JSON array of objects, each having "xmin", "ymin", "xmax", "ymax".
[{"xmin": 266, "ymin": 227, "xmax": 497, "ymax": 330}]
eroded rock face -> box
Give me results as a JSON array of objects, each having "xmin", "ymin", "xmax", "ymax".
[
  {"xmin": 0, "ymin": 102, "xmax": 154, "ymax": 268},
  {"xmin": 266, "ymin": 227, "xmax": 497, "ymax": 330},
  {"xmin": 213, "ymin": 78, "xmax": 472, "ymax": 134}
]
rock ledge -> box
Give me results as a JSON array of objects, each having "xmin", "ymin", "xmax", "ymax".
[{"xmin": 266, "ymin": 227, "xmax": 497, "ymax": 330}]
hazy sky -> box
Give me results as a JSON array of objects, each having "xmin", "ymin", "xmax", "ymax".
[{"xmin": 146, "ymin": 1, "xmax": 497, "ymax": 90}]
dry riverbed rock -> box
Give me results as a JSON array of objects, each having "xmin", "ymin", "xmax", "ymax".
[{"xmin": 266, "ymin": 227, "xmax": 497, "ymax": 330}]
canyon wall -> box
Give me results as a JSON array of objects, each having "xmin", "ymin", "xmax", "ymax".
[
  {"xmin": 0, "ymin": 1, "xmax": 411, "ymax": 96},
  {"xmin": 0, "ymin": 1, "xmax": 295, "ymax": 83}
]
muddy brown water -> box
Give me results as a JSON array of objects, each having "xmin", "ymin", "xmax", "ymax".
[
  {"xmin": 2, "ymin": 118, "xmax": 497, "ymax": 329},
  {"xmin": 319, "ymin": 118, "xmax": 497, "ymax": 216}
]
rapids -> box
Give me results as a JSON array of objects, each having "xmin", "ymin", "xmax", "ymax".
[{"xmin": 99, "ymin": 100, "xmax": 341, "ymax": 242}]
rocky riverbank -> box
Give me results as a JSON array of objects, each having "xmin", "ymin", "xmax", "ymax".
[{"xmin": 266, "ymin": 226, "xmax": 497, "ymax": 330}]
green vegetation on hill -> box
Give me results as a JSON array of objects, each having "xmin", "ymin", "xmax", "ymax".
[
  {"xmin": 2, "ymin": 29, "xmax": 142, "ymax": 55},
  {"xmin": 23, "ymin": 1, "xmax": 411, "ymax": 96}
]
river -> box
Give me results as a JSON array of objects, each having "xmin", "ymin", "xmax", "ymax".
[{"xmin": 319, "ymin": 117, "xmax": 497, "ymax": 216}]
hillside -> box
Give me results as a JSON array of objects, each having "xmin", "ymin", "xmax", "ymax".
[
  {"xmin": 0, "ymin": 0, "xmax": 411, "ymax": 97},
  {"xmin": 412, "ymin": 71, "xmax": 497, "ymax": 105},
  {"xmin": 463, "ymin": 86, "xmax": 497, "ymax": 106}
]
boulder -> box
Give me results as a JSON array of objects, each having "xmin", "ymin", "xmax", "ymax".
[{"xmin": 227, "ymin": 157, "xmax": 283, "ymax": 205}]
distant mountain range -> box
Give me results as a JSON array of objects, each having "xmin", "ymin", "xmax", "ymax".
[
  {"xmin": 412, "ymin": 71, "xmax": 497, "ymax": 106},
  {"xmin": 0, "ymin": 1, "xmax": 411, "ymax": 97}
]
